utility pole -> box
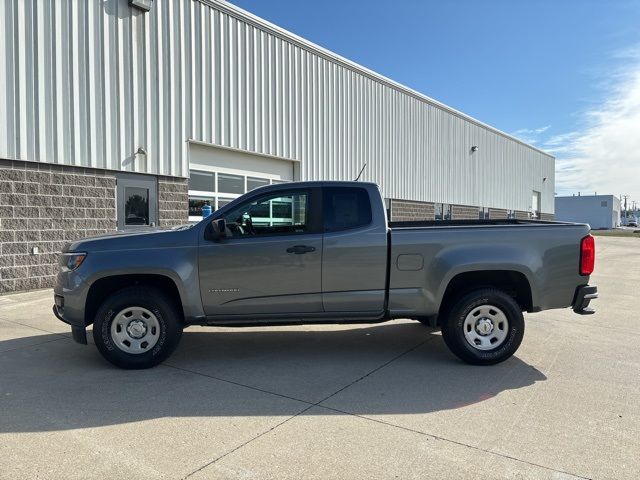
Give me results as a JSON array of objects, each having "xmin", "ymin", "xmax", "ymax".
[{"xmin": 622, "ymin": 195, "xmax": 629, "ymax": 224}]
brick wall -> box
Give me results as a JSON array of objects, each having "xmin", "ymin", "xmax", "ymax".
[
  {"xmin": 1, "ymin": 159, "xmax": 117, "ymax": 293},
  {"xmin": 539, "ymin": 212, "xmax": 555, "ymax": 221},
  {"xmin": 451, "ymin": 204, "xmax": 480, "ymax": 220},
  {"xmin": 1, "ymin": 159, "xmax": 189, "ymax": 294},
  {"xmin": 515, "ymin": 211, "xmax": 530, "ymax": 220},
  {"xmin": 489, "ymin": 208, "xmax": 508, "ymax": 219},
  {"xmin": 158, "ymin": 178, "xmax": 188, "ymax": 227},
  {"xmin": 390, "ymin": 199, "xmax": 435, "ymax": 221}
]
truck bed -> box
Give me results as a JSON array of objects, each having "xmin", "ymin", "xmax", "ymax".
[
  {"xmin": 387, "ymin": 219, "xmax": 591, "ymax": 318},
  {"xmin": 389, "ymin": 219, "xmax": 573, "ymax": 228}
]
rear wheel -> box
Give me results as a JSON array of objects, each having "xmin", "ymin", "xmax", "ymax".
[
  {"xmin": 441, "ymin": 288, "xmax": 524, "ymax": 365},
  {"xmin": 93, "ymin": 286, "xmax": 183, "ymax": 369}
]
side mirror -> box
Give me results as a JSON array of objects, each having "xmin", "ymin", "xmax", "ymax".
[{"xmin": 205, "ymin": 218, "xmax": 227, "ymax": 242}]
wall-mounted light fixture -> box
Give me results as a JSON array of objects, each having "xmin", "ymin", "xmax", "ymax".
[
  {"xmin": 129, "ymin": 0, "xmax": 153, "ymax": 12},
  {"xmin": 543, "ymin": 177, "xmax": 547, "ymax": 182},
  {"xmin": 471, "ymin": 145, "xmax": 479, "ymax": 152}
]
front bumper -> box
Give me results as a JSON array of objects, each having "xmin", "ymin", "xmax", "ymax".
[
  {"xmin": 572, "ymin": 285, "xmax": 598, "ymax": 315},
  {"xmin": 53, "ymin": 268, "xmax": 90, "ymax": 345},
  {"xmin": 53, "ymin": 304, "xmax": 88, "ymax": 344}
]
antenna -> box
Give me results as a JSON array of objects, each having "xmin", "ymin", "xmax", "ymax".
[{"xmin": 354, "ymin": 163, "xmax": 367, "ymax": 181}]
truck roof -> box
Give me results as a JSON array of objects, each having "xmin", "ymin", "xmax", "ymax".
[{"xmin": 252, "ymin": 180, "xmax": 379, "ymax": 192}]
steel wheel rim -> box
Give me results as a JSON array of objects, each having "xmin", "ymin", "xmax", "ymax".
[
  {"xmin": 110, "ymin": 307, "xmax": 160, "ymax": 354},
  {"xmin": 463, "ymin": 304, "xmax": 509, "ymax": 351}
]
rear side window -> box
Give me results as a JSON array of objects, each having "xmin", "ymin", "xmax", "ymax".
[{"xmin": 324, "ymin": 187, "xmax": 372, "ymax": 232}]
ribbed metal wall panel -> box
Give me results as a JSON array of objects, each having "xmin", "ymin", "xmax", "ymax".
[{"xmin": 0, "ymin": 0, "xmax": 555, "ymax": 212}]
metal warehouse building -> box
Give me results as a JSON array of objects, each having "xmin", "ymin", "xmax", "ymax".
[
  {"xmin": 555, "ymin": 195, "xmax": 621, "ymax": 230},
  {"xmin": 0, "ymin": 0, "xmax": 554, "ymax": 292}
]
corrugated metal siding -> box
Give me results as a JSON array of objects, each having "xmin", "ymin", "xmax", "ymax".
[{"xmin": 0, "ymin": 0, "xmax": 555, "ymax": 213}]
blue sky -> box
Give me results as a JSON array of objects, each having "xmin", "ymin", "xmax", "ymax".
[{"xmin": 229, "ymin": 0, "xmax": 640, "ymax": 200}]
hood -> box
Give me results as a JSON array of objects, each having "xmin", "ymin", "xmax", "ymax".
[{"xmin": 64, "ymin": 224, "xmax": 198, "ymax": 253}]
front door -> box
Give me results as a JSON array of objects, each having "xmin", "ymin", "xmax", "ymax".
[
  {"xmin": 116, "ymin": 173, "xmax": 158, "ymax": 230},
  {"xmin": 199, "ymin": 188, "xmax": 323, "ymax": 316}
]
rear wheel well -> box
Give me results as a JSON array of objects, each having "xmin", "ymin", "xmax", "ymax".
[
  {"xmin": 439, "ymin": 270, "xmax": 533, "ymax": 320},
  {"xmin": 85, "ymin": 274, "xmax": 184, "ymax": 326}
]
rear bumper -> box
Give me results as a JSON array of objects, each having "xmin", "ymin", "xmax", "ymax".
[{"xmin": 572, "ymin": 285, "xmax": 598, "ymax": 314}]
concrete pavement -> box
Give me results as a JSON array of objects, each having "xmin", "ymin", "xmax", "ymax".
[{"xmin": 0, "ymin": 236, "xmax": 638, "ymax": 479}]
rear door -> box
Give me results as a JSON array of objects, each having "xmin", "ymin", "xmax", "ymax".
[
  {"xmin": 199, "ymin": 187, "xmax": 323, "ymax": 315},
  {"xmin": 321, "ymin": 186, "xmax": 388, "ymax": 313}
]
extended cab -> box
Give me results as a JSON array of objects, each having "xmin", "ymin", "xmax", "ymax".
[{"xmin": 53, "ymin": 181, "xmax": 597, "ymax": 369}]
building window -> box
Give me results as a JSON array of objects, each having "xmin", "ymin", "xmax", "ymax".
[
  {"xmin": 189, "ymin": 197, "xmax": 214, "ymax": 217},
  {"xmin": 124, "ymin": 187, "xmax": 150, "ymax": 226},
  {"xmin": 189, "ymin": 170, "xmax": 215, "ymax": 192},
  {"xmin": 217, "ymin": 197, "xmax": 233, "ymax": 208},
  {"xmin": 218, "ymin": 173, "xmax": 244, "ymax": 194},
  {"xmin": 247, "ymin": 177, "xmax": 270, "ymax": 191},
  {"xmin": 479, "ymin": 207, "xmax": 490, "ymax": 220},
  {"xmin": 435, "ymin": 203, "xmax": 451, "ymax": 220},
  {"xmin": 601, "ymin": 201, "xmax": 608, "ymax": 207},
  {"xmin": 188, "ymin": 169, "xmax": 288, "ymax": 221}
]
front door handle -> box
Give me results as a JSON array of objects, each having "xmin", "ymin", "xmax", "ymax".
[{"xmin": 286, "ymin": 245, "xmax": 316, "ymax": 254}]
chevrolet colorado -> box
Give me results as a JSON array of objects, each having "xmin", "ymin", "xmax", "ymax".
[{"xmin": 53, "ymin": 181, "xmax": 597, "ymax": 369}]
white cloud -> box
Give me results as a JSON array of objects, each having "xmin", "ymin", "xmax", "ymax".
[
  {"xmin": 548, "ymin": 63, "xmax": 640, "ymax": 201},
  {"xmin": 510, "ymin": 125, "xmax": 551, "ymax": 144}
]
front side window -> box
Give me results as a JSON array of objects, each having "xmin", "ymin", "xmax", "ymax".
[
  {"xmin": 221, "ymin": 190, "xmax": 310, "ymax": 237},
  {"xmin": 324, "ymin": 187, "xmax": 372, "ymax": 232}
]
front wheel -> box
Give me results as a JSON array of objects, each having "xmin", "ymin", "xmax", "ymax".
[
  {"xmin": 441, "ymin": 288, "xmax": 524, "ymax": 365},
  {"xmin": 93, "ymin": 286, "xmax": 183, "ymax": 369}
]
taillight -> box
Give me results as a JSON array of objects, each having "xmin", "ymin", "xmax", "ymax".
[{"xmin": 580, "ymin": 235, "xmax": 595, "ymax": 276}]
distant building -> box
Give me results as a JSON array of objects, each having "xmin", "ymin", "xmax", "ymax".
[{"xmin": 555, "ymin": 195, "xmax": 621, "ymax": 229}]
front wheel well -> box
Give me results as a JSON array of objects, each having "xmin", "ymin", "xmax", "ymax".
[
  {"xmin": 84, "ymin": 274, "xmax": 184, "ymax": 326},
  {"xmin": 439, "ymin": 270, "xmax": 533, "ymax": 320}
]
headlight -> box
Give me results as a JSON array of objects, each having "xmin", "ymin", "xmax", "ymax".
[{"xmin": 60, "ymin": 252, "xmax": 87, "ymax": 271}]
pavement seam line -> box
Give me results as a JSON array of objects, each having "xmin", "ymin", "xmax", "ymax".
[
  {"xmin": 313, "ymin": 336, "xmax": 435, "ymax": 406},
  {"xmin": 181, "ymin": 405, "xmax": 315, "ymax": 480},
  {"xmin": 172, "ymin": 335, "xmax": 435, "ymax": 478},
  {"xmin": 313, "ymin": 404, "xmax": 591, "ymax": 480},
  {"xmin": 163, "ymin": 333, "xmax": 437, "ymax": 409},
  {"xmin": 169, "ymin": 336, "xmax": 589, "ymax": 480},
  {"xmin": 161, "ymin": 362, "xmax": 312, "ymax": 405}
]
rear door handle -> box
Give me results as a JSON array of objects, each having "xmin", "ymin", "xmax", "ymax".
[{"xmin": 286, "ymin": 245, "xmax": 316, "ymax": 254}]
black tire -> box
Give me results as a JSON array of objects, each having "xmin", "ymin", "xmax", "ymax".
[
  {"xmin": 93, "ymin": 286, "xmax": 183, "ymax": 369},
  {"xmin": 440, "ymin": 288, "xmax": 524, "ymax": 365}
]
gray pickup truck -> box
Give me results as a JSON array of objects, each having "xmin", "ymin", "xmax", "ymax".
[{"xmin": 53, "ymin": 181, "xmax": 597, "ymax": 369}]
